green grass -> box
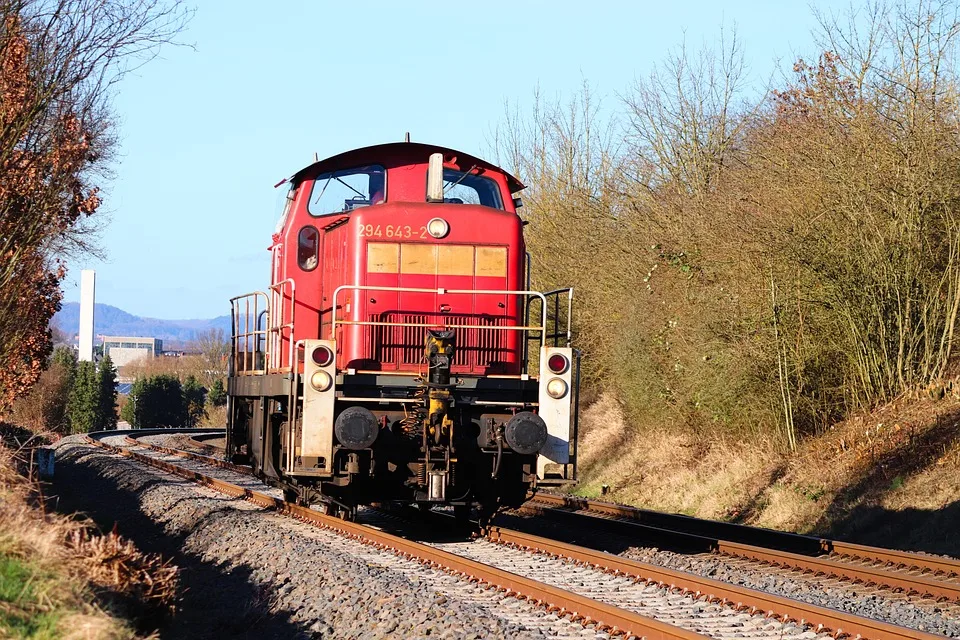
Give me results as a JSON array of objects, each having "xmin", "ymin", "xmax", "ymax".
[{"xmin": 0, "ymin": 554, "xmax": 63, "ymax": 639}]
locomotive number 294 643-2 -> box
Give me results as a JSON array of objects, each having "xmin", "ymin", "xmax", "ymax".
[{"xmin": 358, "ymin": 224, "xmax": 429, "ymax": 239}]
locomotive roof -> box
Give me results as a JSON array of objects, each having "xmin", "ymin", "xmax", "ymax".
[{"xmin": 289, "ymin": 142, "xmax": 525, "ymax": 194}]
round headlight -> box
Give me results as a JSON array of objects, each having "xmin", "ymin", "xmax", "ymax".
[
  {"xmin": 427, "ymin": 217, "xmax": 449, "ymax": 238},
  {"xmin": 311, "ymin": 345, "xmax": 333, "ymax": 367},
  {"xmin": 547, "ymin": 353, "xmax": 569, "ymax": 374},
  {"xmin": 310, "ymin": 370, "xmax": 332, "ymax": 392},
  {"xmin": 546, "ymin": 377, "xmax": 568, "ymax": 399}
]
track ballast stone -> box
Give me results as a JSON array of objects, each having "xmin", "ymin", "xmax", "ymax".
[
  {"xmin": 622, "ymin": 547, "xmax": 960, "ymax": 637},
  {"xmin": 54, "ymin": 436, "xmax": 606, "ymax": 639},
  {"xmin": 429, "ymin": 539, "xmax": 829, "ymax": 640},
  {"xmin": 499, "ymin": 510, "xmax": 960, "ymax": 638}
]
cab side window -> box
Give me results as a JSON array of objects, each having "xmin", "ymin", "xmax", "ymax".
[
  {"xmin": 440, "ymin": 169, "xmax": 504, "ymax": 209},
  {"xmin": 298, "ymin": 226, "xmax": 319, "ymax": 271},
  {"xmin": 307, "ymin": 165, "xmax": 386, "ymax": 216}
]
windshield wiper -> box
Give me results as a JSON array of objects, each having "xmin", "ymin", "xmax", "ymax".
[
  {"xmin": 335, "ymin": 177, "xmax": 366, "ymax": 199},
  {"xmin": 442, "ymin": 165, "xmax": 479, "ymax": 197},
  {"xmin": 313, "ymin": 176, "xmax": 333, "ymax": 205}
]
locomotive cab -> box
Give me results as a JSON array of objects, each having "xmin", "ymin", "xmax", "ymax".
[{"xmin": 227, "ymin": 142, "xmax": 578, "ymax": 519}]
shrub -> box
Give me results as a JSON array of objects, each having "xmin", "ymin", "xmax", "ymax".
[
  {"xmin": 67, "ymin": 361, "xmax": 98, "ymax": 434},
  {"xmin": 208, "ymin": 378, "xmax": 227, "ymax": 408},
  {"xmin": 126, "ymin": 375, "xmax": 186, "ymax": 429},
  {"xmin": 182, "ymin": 375, "xmax": 206, "ymax": 427}
]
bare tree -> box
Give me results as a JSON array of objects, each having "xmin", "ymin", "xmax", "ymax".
[
  {"xmin": 0, "ymin": 0, "xmax": 190, "ymax": 411},
  {"xmin": 193, "ymin": 327, "xmax": 229, "ymax": 385},
  {"xmin": 622, "ymin": 25, "xmax": 759, "ymax": 200}
]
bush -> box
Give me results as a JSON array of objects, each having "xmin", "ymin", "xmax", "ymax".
[
  {"xmin": 496, "ymin": 3, "xmax": 960, "ymax": 449},
  {"xmin": 9, "ymin": 362, "xmax": 71, "ymax": 435},
  {"xmin": 208, "ymin": 378, "xmax": 227, "ymax": 407},
  {"xmin": 126, "ymin": 375, "xmax": 186, "ymax": 429},
  {"xmin": 96, "ymin": 355, "xmax": 118, "ymax": 431},
  {"xmin": 182, "ymin": 375, "xmax": 206, "ymax": 427},
  {"xmin": 67, "ymin": 361, "xmax": 98, "ymax": 434}
]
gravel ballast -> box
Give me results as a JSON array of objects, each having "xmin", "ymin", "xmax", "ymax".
[
  {"xmin": 621, "ymin": 546, "xmax": 960, "ymax": 637},
  {"xmin": 56, "ymin": 432, "xmax": 959, "ymax": 639},
  {"xmin": 498, "ymin": 511, "xmax": 960, "ymax": 637},
  {"xmin": 54, "ymin": 436, "xmax": 604, "ymax": 639}
]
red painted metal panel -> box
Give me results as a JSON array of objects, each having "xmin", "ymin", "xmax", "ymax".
[{"xmin": 271, "ymin": 143, "xmax": 528, "ymax": 375}]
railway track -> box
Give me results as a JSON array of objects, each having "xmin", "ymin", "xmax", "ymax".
[
  {"xmin": 520, "ymin": 494, "xmax": 960, "ymax": 604},
  {"xmin": 172, "ymin": 431, "xmax": 960, "ymax": 605},
  {"xmin": 79, "ymin": 429, "xmax": 951, "ymax": 640}
]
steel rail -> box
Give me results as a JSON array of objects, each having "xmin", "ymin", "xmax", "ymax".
[
  {"xmin": 82, "ymin": 432, "xmax": 707, "ymax": 640},
  {"xmin": 485, "ymin": 526, "xmax": 944, "ymax": 640},
  {"xmin": 123, "ymin": 433, "xmax": 960, "ymax": 608},
  {"xmin": 184, "ymin": 436, "xmax": 222, "ymax": 452},
  {"xmin": 529, "ymin": 493, "xmax": 960, "ymax": 588},
  {"xmin": 121, "ymin": 435, "xmax": 245, "ymax": 473},
  {"xmin": 520, "ymin": 500, "xmax": 960, "ymax": 603},
  {"xmin": 100, "ymin": 432, "xmax": 944, "ymax": 640}
]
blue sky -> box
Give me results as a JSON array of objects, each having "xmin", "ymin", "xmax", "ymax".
[{"xmin": 63, "ymin": 0, "xmax": 847, "ymax": 319}]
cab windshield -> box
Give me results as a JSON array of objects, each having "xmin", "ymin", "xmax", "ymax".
[
  {"xmin": 441, "ymin": 169, "xmax": 504, "ymax": 209},
  {"xmin": 308, "ymin": 165, "xmax": 386, "ymax": 216}
]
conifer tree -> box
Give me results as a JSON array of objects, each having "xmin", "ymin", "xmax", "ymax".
[
  {"xmin": 67, "ymin": 360, "xmax": 98, "ymax": 433},
  {"xmin": 182, "ymin": 375, "xmax": 206, "ymax": 427},
  {"xmin": 52, "ymin": 346, "xmax": 77, "ymax": 381},
  {"xmin": 96, "ymin": 355, "xmax": 118, "ymax": 430},
  {"xmin": 208, "ymin": 378, "xmax": 227, "ymax": 407},
  {"xmin": 125, "ymin": 375, "xmax": 186, "ymax": 428}
]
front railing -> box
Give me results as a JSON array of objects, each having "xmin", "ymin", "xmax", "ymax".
[
  {"xmin": 332, "ymin": 285, "xmax": 572, "ymax": 375},
  {"xmin": 542, "ymin": 288, "xmax": 574, "ymax": 347},
  {"xmin": 268, "ymin": 278, "xmax": 296, "ymax": 372},
  {"xmin": 230, "ymin": 282, "xmax": 571, "ymax": 376},
  {"xmin": 230, "ymin": 278, "xmax": 295, "ymax": 375},
  {"xmin": 230, "ymin": 290, "xmax": 268, "ymax": 375}
]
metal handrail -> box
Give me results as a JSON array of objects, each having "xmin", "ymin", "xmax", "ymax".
[
  {"xmin": 230, "ymin": 290, "xmax": 269, "ymax": 375},
  {"xmin": 542, "ymin": 287, "xmax": 574, "ymax": 347},
  {"xmin": 286, "ymin": 338, "xmax": 306, "ymax": 472},
  {"xmin": 269, "ymin": 278, "xmax": 296, "ymax": 372},
  {"xmin": 230, "ymin": 280, "xmax": 296, "ymax": 376},
  {"xmin": 332, "ymin": 284, "xmax": 549, "ymax": 374},
  {"xmin": 335, "ymin": 320, "xmax": 543, "ymax": 331},
  {"xmin": 332, "ymin": 285, "xmax": 548, "ymax": 337}
]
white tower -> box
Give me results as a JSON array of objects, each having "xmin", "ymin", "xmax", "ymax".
[{"xmin": 78, "ymin": 269, "xmax": 96, "ymax": 362}]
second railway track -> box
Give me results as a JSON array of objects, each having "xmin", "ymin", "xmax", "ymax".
[
  {"xmin": 77, "ymin": 429, "xmax": 957, "ymax": 639},
  {"xmin": 520, "ymin": 494, "xmax": 960, "ymax": 604}
]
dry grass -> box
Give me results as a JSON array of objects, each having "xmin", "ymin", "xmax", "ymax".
[
  {"xmin": 0, "ymin": 432, "xmax": 178, "ymax": 638},
  {"xmin": 575, "ymin": 390, "xmax": 960, "ymax": 553},
  {"xmin": 574, "ymin": 394, "xmax": 780, "ymax": 519},
  {"xmin": 200, "ymin": 405, "xmax": 226, "ymax": 430}
]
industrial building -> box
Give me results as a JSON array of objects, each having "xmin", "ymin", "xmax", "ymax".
[{"xmin": 102, "ymin": 336, "xmax": 163, "ymax": 367}]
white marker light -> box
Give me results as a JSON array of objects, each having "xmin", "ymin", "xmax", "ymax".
[
  {"xmin": 310, "ymin": 370, "xmax": 333, "ymax": 392},
  {"xmin": 427, "ymin": 217, "xmax": 449, "ymax": 238},
  {"xmin": 546, "ymin": 377, "xmax": 568, "ymax": 399}
]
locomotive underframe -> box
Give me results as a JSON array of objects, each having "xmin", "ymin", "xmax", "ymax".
[{"xmin": 226, "ymin": 371, "xmax": 551, "ymax": 515}]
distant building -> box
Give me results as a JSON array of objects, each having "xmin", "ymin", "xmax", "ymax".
[{"xmin": 102, "ymin": 336, "xmax": 163, "ymax": 367}]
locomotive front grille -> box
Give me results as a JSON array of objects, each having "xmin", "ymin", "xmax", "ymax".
[{"xmin": 370, "ymin": 313, "xmax": 510, "ymax": 371}]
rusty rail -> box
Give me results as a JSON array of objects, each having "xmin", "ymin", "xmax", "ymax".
[
  {"xmin": 525, "ymin": 493, "xmax": 960, "ymax": 602},
  {"xmin": 485, "ymin": 526, "xmax": 944, "ymax": 640},
  {"xmin": 184, "ymin": 431, "xmax": 225, "ymax": 452},
  {"xmin": 102, "ymin": 432, "xmax": 951, "ymax": 639},
  {"xmin": 84, "ymin": 432, "xmax": 706, "ymax": 640}
]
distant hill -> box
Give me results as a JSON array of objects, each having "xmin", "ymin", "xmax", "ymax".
[{"xmin": 54, "ymin": 302, "xmax": 232, "ymax": 344}]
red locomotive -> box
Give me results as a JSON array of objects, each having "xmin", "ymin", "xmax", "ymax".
[{"xmin": 226, "ymin": 142, "xmax": 578, "ymax": 520}]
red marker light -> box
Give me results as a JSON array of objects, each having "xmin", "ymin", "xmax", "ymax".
[
  {"xmin": 312, "ymin": 345, "xmax": 333, "ymax": 367},
  {"xmin": 547, "ymin": 353, "xmax": 568, "ymax": 374}
]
